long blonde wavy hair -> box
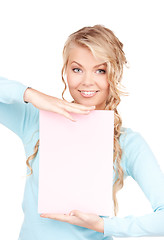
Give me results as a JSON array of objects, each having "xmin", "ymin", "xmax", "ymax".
[{"xmin": 26, "ymin": 24, "xmax": 128, "ymax": 216}]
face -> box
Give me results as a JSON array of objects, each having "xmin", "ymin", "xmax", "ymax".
[{"xmin": 66, "ymin": 45, "xmax": 110, "ymax": 110}]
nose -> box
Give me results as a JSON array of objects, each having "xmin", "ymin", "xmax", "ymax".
[{"xmin": 82, "ymin": 72, "xmax": 94, "ymax": 86}]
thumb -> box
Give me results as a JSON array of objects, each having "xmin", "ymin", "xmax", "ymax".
[
  {"xmin": 69, "ymin": 210, "xmax": 82, "ymax": 217},
  {"xmin": 69, "ymin": 210, "xmax": 88, "ymax": 220}
]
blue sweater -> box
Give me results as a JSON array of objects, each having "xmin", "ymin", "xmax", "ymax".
[{"xmin": 0, "ymin": 76, "xmax": 164, "ymax": 240}]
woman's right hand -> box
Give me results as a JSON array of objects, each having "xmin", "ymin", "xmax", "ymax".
[{"xmin": 24, "ymin": 87, "xmax": 95, "ymax": 122}]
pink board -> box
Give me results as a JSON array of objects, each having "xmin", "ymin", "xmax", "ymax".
[{"xmin": 38, "ymin": 110, "xmax": 114, "ymax": 216}]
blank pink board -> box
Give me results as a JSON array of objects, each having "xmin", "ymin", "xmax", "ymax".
[{"xmin": 38, "ymin": 110, "xmax": 114, "ymax": 216}]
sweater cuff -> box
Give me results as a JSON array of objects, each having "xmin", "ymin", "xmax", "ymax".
[
  {"xmin": 16, "ymin": 82, "xmax": 30, "ymax": 104},
  {"xmin": 102, "ymin": 215, "xmax": 137, "ymax": 238},
  {"xmin": 103, "ymin": 216, "xmax": 115, "ymax": 237},
  {"xmin": 103, "ymin": 216, "xmax": 124, "ymax": 237},
  {"xmin": 24, "ymin": 87, "xmax": 31, "ymax": 104}
]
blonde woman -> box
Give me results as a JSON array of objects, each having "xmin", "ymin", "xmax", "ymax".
[{"xmin": 0, "ymin": 25, "xmax": 164, "ymax": 240}]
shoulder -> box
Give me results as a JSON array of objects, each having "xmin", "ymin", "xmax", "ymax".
[{"xmin": 119, "ymin": 127, "xmax": 147, "ymax": 149}]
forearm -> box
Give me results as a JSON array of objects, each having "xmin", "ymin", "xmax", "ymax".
[
  {"xmin": 103, "ymin": 209, "xmax": 164, "ymax": 237},
  {"xmin": 23, "ymin": 87, "xmax": 40, "ymax": 104}
]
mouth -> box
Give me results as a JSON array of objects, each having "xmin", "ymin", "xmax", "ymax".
[{"xmin": 78, "ymin": 90, "xmax": 100, "ymax": 98}]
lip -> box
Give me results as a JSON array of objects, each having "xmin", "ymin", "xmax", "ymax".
[
  {"xmin": 78, "ymin": 90, "xmax": 99, "ymax": 98},
  {"xmin": 78, "ymin": 90, "xmax": 99, "ymax": 92}
]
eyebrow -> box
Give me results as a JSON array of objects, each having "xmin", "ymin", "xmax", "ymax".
[{"xmin": 71, "ymin": 61, "xmax": 107, "ymax": 68}]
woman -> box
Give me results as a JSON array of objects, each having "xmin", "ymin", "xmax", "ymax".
[{"xmin": 0, "ymin": 24, "xmax": 164, "ymax": 240}]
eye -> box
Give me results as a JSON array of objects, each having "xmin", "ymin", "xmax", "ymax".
[
  {"xmin": 96, "ymin": 69, "xmax": 106, "ymax": 74},
  {"xmin": 72, "ymin": 68, "xmax": 82, "ymax": 73}
]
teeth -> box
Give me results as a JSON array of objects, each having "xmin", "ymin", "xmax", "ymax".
[{"xmin": 81, "ymin": 91, "xmax": 96, "ymax": 94}]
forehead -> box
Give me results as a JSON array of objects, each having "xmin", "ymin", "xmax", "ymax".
[{"xmin": 67, "ymin": 45, "xmax": 105, "ymax": 66}]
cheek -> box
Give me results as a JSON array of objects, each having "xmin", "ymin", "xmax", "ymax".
[
  {"xmin": 66, "ymin": 73, "xmax": 80, "ymax": 89},
  {"xmin": 67, "ymin": 76, "xmax": 75, "ymax": 88},
  {"xmin": 66, "ymin": 72, "xmax": 73, "ymax": 86},
  {"xmin": 99, "ymin": 77, "xmax": 110, "ymax": 91},
  {"xmin": 105, "ymin": 82, "xmax": 110, "ymax": 92},
  {"xmin": 101, "ymin": 80, "xmax": 110, "ymax": 97}
]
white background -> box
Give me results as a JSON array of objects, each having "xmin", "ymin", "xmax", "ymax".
[{"xmin": 0, "ymin": 0, "xmax": 164, "ymax": 239}]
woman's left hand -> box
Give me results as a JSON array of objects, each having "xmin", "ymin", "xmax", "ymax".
[{"xmin": 40, "ymin": 210, "xmax": 104, "ymax": 233}]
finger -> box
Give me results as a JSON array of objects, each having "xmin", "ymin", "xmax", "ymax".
[
  {"xmin": 40, "ymin": 213, "xmax": 90, "ymax": 229},
  {"xmin": 40, "ymin": 213, "xmax": 69, "ymax": 221},
  {"xmin": 40, "ymin": 213, "xmax": 77, "ymax": 224},
  {"xmin": 68, "ymin": 102, "xmax": 96, "ymax": 111},
  {"xmin": 63, "ymin": 105, "xmax": 92, "ymax": 114},
  {"xmin": 69, "ymin": 210, "xmax": 87, "ymax": 221},
  {"xmin": 53, "ymin": 107, "xmax": 91, "ymax": 122},
  {"xmin": 53, "ymin": 107, "xmax": 77, "ymax": 122},
  {"xmin": 58, "ymin": 99, "xmax": 96, "ymax": 111}
]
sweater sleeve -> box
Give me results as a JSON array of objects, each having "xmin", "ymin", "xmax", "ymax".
[
  {"xmin": 0, "ymin": 76, "xmax": 39, "ymax": 142},
  {"xmin": 102, "ymin": 128, "xmax": 164, "ymax": 238}
]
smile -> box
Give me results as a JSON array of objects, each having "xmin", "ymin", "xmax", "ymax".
[{"xmin": 78, "ymin": 90, "xmax": 99, "ymax": 98}]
